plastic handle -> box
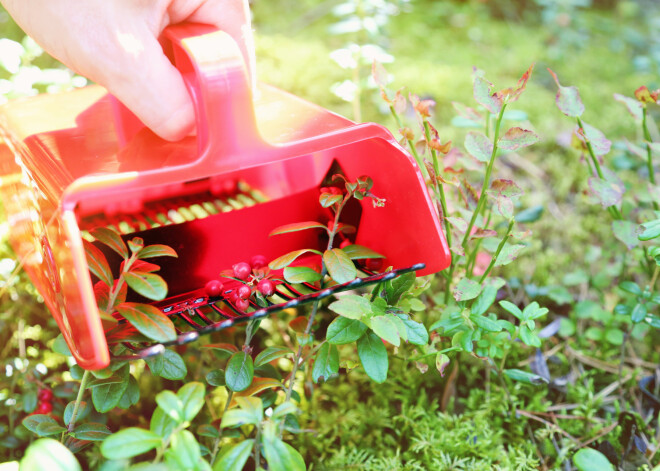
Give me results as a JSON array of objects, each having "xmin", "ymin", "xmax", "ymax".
[{"xmin": 162, "ymin": 23, "xmax": 263, "ymax": 163}]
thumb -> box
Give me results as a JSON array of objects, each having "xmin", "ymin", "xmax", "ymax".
[{"xmin": 105, "ymin": 37, "xmax": 195, "ymax": 142}]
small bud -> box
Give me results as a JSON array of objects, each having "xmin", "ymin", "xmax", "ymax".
[
  {"xmin": 399, "ymin": 127, "xmax": 415, "ymax": 141},
  {"xmin": 634, "ymin": 85, "xmax": 659, "ymax": 105}
]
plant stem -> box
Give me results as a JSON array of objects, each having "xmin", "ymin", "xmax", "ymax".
[
  {"xmin": 389, "ymin": 105, "xmax": 429, "ymax": 180},
  {"xmin": 479, "ymin": 219, "xmax": 515, "ymax": 283},
  {"xmin": 642, "ymin": 108, "xmax": 659, "ymax": 210},
  {"xmin": 210, "ymin": 390, "xmax": 234, "ymax": 465},
  {"xmin": 462, "ymin": 104, "xmax": 508, "ymax": 248},
  {"xmin": 66, "ymin": 370, "xmax": 91, "ymax": 434},
  {"xmin": 423, "ymin": 121, "xmax": 453, "ymax": 249},
  {"xmin": 467, "ymin": 211, "xmax": 492, "ymax": 277},
  {"xmin": 576, "ymin": 117, "xmax": 622, "ymax": 220}
]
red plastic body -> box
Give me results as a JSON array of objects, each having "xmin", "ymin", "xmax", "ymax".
[{"xmin": 0, "ymin": 24, "xmax": 450, "ymax": 369}]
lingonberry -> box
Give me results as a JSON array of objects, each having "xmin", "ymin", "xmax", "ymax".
[
  {"xmin": 36, "ymin": 402, "xmax": 53, "ymax": 414},
  {"xmin": 204, "ymin": 280, "xmax": 224, "ymax": 297},
  {"xmin": 365, "ymin": 258, "xmax": 383, "ymax": 272},
  {"xmin": 250, "ymin": 254, "xmax": 267, "ymax": 269},
  {"xmin": 235, "ymin": 298, "xmax": 250, "ymax": 312},
  {"xmin": 257, "ymin": 279, "xmax": 275, "ymax": 296},
  {"xmin": 38, "ymin": 388, "xmax": 53, "ymax": 402},
  {"xmin": 232, "ymin": 262, "xmax": 251, "ymax": 280},
  {"xmin": 236, "ymin": 284, "xmax": 252, "ymax": 299}
]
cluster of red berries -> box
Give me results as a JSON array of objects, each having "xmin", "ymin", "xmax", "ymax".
[
  {"xmin": 204, "ymin": 255, "xmax": 277, "ymax": 312},
  {"xmin": 34, "ymin": 388, "xmax": 53, "ymax": 414}
]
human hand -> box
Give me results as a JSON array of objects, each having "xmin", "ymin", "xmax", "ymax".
[{"xmin": 1, "ymin": 0, "xmax": 255, "ymax": 141}]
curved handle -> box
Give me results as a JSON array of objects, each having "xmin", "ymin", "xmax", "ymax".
[{"xmin": 163, "ymin": 23, "xmax": 263, "ymax": 162}]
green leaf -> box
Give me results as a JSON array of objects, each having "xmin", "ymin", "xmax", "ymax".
[
  {"xmin": 64, "ymin": 401, "xmax": 90, "ymax": 425},
  {"xmin": 499, "ymin": 300, "xmax": 523, "ymax": 319},
  {"xmin": 328, "ymin": 294, "xmax": 371, "ymax": 320},
  {"xmin": 283, "ymin": 266, "xmax": 322, "ymax": 283},
  {"xmin": 631, "ymin": 303, "xmax": 647, "ymax": 323},
  {"xmin": 90, "ymin": 227, "xmax": 128, "ymax": 258},
  {"xmin": 326, "ymin": 317, "xmax": 368, "ymax": 344},
  {"xmin": 159, "ymin": 350, "xmax": 187, "ymax": 380},
  {"xmin": 155, "ymin": 390, "xmax": 183, "ymax": 422},
  {"xmin": 436, "ymin": 353, "xmax": 451, "ymax": 376},
  {"xmin": 71, "ymin": 423, "xmax": 111, "ymax": 441},
  {"xmin": 369, "ymin": 315, "xmax": 400, "ymax": 346},
  {"xmin": 116, "ymin": 303, "xmax": 175, "ymax": 343},
  {"xmin": 22, "ymin": 414, "xmax": 57, "ymax": 436},
  {"xmin": 581, "ymin": 122, "xmax": 611, "ymax": 156},
  {"xmin": 385, "ymin": 272, "xmax": 415, "ymax": 305},
  {"xmin": 92, "ymin": 365, "xmax": 130, "ymax": 413},
  {"xmin": 255, "ymin": 347, "xmax": 292, "ymax": 368},
  {"xmin": 213, "ymin": 439, "xmax": 254, "ymax": 471},
  {"xmin": 494, "ymin": 243, "xmax": 525, "ymax": 266},
  {"xmin": 471, "ymin": 285, "xmax": 498, "ymax": 316},
  {"xmin": 269, "ymin": 221, "xmax": 328, "ymax": 236},
  {"xmin": 225, "ymin": 352, "xmax": 254, "ymax": 392},
  {"xmin": 100, "ymin": 428, "xmax": 162, "ymax": 460},
  {"xmin": 519, "ymin": 325, "xmax": 541, "ymax": 347},
  {"xmin": 137, "ymin": 244, "xmax": 177, "ymax": 259},
  {"xmin": 222, "ymin": 397, "xmax": 263, "ymax": 428},
  {"xmin": 498, "ymin": 127, "xmax": 539, "ymax": 150},
  {"xmin": 464, "ymin": 131, "xmax": 493, "ymax": 162},
  {"xmin": 83, "ymin": 240, "xmax": 114, "ymax": 287},
  {"xmin": 357, "ymin": 331, "xmax": 388, "ymax": 384},
  {"xmin": 453, "ymin": 278, "xmax": 482, "ymax": 302},
  {"xmin": 612, "ymin": 220, "xmax": 640, "ymax": 249},
  {"xmin": 503, "ymin": 368, "xmax": 548, "ymax": 385},
  {"xmin": 619, "ymin": 281, "xmax": 642, "ymax": 296},
  {"xmin": 272, "ymin": 402, "xmax": 299, "ymax": 420},
  {"xmin": 400, "ymin": 317, "xmax": 428, "ymax": 345},
  {"xmin": 197, "ymin": 424, "xmax": 220, "ymax": 439},
  {"xmin": 123, "ymin": 272, "xmax": 168, "ymax": 301},
  {"xmin": 473, "ymin": 74, "xmax": 503, "ymax": 114},
  {"xmin": 150, "ymin": 407, "xmax": 177, "ymax": 439},
  {"xmin": 312, "ymin": 343, "xmax": 339, "ymax": 383},
  {"xmin": 522, "ymin": 301, "xmax": 549, "ymax": 320},
  {"xmin": 516, "ymin": 205, "xmax": 544, "ymax": 223},
  {"xmin": 573, "ymin": 448, "xmax": 615, "ymax": 471},
  {"xmin": 52, "ymin": 334, "xmax": 72, "ymax": 356},
  {"xmin": 206, "ymin": 369, "xmax": 225, "ymax": 387},
  {"xmin": 21, "ymin": 438, "xmax": 82, "ymax": 471},
  {"xmin": 323, "ymin": 248, "xmax": 357, "ymax": 284},
  {"xmin": 638, "ymin": 218, "xmax": 660, "ymax": 241},
  {"xmin": 470, "ymin": 314, "xmax": 502, "ymax": 332},
  {"xmin": 35, "ymin": 422, "xmax": 67, "ymax": 436},
  {"xmin": 320, "ymin": 194, "xmax": 343, "ymax": 208},
  {"xmin": 589, "ymin": 176, "xmax": 623, "ymax": 208},
  {"xmin": 268, "ymin": 249, "xmax": 322, "ymax": 270},
  {"xmin": 548, "ymin": 69, "xmax": 584, "ymax": 118},
  {"xmin": 262, "ymin": 438, "xmax": 306, "ymax": 471},
  {"xmin": 177, "ymin": 382, "xmax": 205, "ymax": 422},
  {"xmin": 169, "ymin": 430, "xmax": 200, "ymax": 470},
  {"xmin": 604, "ymin": 329, "xmax": 624, "ymax": 345},
  {"xmin": 118, "ymin": 375, "xmax": 140, "ymax": 409},
  {"xmin": 340, "ymin": 244, "xmax": 385, "ymax": 260}
]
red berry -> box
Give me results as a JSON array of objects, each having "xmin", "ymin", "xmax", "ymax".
[
  {"xmin": 339, "ymin": 239, "xmax": 351, "ymax": 249},
  {"xmin": 38, "ymin": 389, "xmax": 53, "ymax": 402},
  {"xmin": 236, "ymin": 284, "xmax": 252, "ymax": 299},
  {"xmin": 365, "ymin": 258, "xmax": 383, "ymax": 272},
  {"xmin": 204, "ymin": 280, "xmax": 224, "ymax": 297},
  {"xmin": 250, "ymin": 255, "xmax": 267, "ymax": 269},
  {"xmin": 36, "ymin": 402, "xmax": 53, "ymax": 414},
  {"xmin": 257, "ymin": 279, "xmax": 275, "ymax": 296},
  {"xmin": 235, "ymin": 298, "xmax": 250, "ymax": 312},
  {"xmin": 232, "ymin": 262, "xmax": 251, "ymax": 280}
]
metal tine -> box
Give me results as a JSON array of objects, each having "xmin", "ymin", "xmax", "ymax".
[
  {"xmin": 208, "ymin": 303, "xmax": 236, "ymax": 319},
  {"xmin": 177, "ymin": 309, "xmax": 205, "ymax": 329},
  {"xmin": 194, "ymin": 308, "xmax": 215, "ymax": 325},
  {"xmin": 111, "ymin": 264, "xmax": 425, "ymax": 362}
]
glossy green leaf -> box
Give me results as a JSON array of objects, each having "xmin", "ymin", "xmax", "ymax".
[
  {"xmin": 272, "ymin": 402, "xmax": 299, "ymax": 420},
  {"xmin": 619, "ymin": 281, "xmax": 642, "ymax": 295},
  {"xmin": 548, "ymin": 69, "xmax": 584, "ymax": 117},
  {"xmin": 137, "ymin": 244, "xmax": 177, "ymax": 259},
  {"xmin": 123, "ymin": 272, "xmax": 168, "ymax": 301},
  {"xmin": 498, "ymin": 127, "xmax": 539, "ymax": 150},
  {"xmin": 283, "ymin": 266, "xmax": 322, "ymax": 283},
  {"xmin": 470, "ymin": 314, "xmax": 502, "ymax": 332},
  {"xmin": 519, "ymin": 325, "xmax": 541, "ymax": 347},
  {"xmin": 159, "ymin": 350, "xmax": 187, "ymax": 380},
  {"xmin": 385, "ymin": 272, "xmax": 415, "ymax": 305},
  {"xmin": 573, "ymin": 448, "xmax": 615, "ymax": 471},
  {"xmin": 116, "ymin": 303, "xmax": 175, "ymax": 343},
  {"xmin": 255, "ymin": 347, "xmax": 292, "ymax": 368},
  {"xmin": 64, "ymin": 401, "xmax": 90, "ymax": 425},
  {"xmin": 22, "ymin": 415, "xmax": 57, "ymax": 436},
  {"xmin": 328, "ymin": 294, "xmax": 371, "ymax": 320},
  {"xmin": 471, "ymin": 285, "xmax": 498, "ymax": 316},
  {"xmin": 35, "ymin": 422, "xmax": 66, "ymax": 436},
  {"xmin": 400, "ymin": 317, "xmax": 428, "ymax": 345},
  {"xmin": 340, "ymin": 244, "xmax": 385, "ymax": 260},
  {"xmin": 197, "ymin": 424, "xmax": 219, "ymax": 439},
  {"xmin": 118, "ymin": 375, "xmax": 140, "ymax": 409},
  {"xmin": 90, "ymin": 227, "xmax": 128, "ymax": 258},
  {"xmin": 92, "ymin": 365, "xmax": 130, "ymax": 413},
  {"xmin": 464, "ymin": 131, "xmax": 493, "ymax": 162},
  {"xmin": 268, "ymin": 249, "xmax": 322, "ymax": 270},
  {"xmin": 453, "ymin": 277, "xmax": 482, "ymax": 302},
  {"xmin": 326, "ymin": 317, "xmax": 368, "ymax": 344},
  {"xmin": 222, "ymin": 397, "xmax": 263, "ymax": 428},
  {"xmin": 312, "ymin": 343, "xmax": 339, "ymax": 383},
  {"xmin": 155, "ymin": 390, "xmax": 183, "ymax": 422},
  {"xmin": 169, "ymin": 430, "xmax": 200, "ymax": 470},
  {"xmin": 83, "ymin": 240, "xmax": 114, "ymax": 287},
  {"xmin": 206, "ymin": 369, "xmax": 225, "ymax": 387},
  {"xmin": 323, "ymin": 248, "xmax": 357, "ymax": 284},
  {"xmin": 269, "ymin": 221, "xmax": 328, "ymax": 236},
  {"xmin": 127, "ymin": 237, "xmax": 144, "ymax": 253},
  {"xmin": 631, "ymin": 303, "xmax": 647, "ymax": 323},
  {"xmin": 499, "ymin": 300, "xmax": 523, "ymax": 319},
  {"xmin": 213, "ymin": 439, "xmax": 254, "ymax": 471},
  {"xmin": 369, "ymin": 315, "xmax": 400, "ymax": 346},
  {"xmin": 71, "ymin": 423, "xmax": 111, "ymax": 441},
  {"xmin": 150, "ymin": 406, "xmax": 177, "ymax": 439},
  {"xmin": 357, "ymin": 331, "xmax": 388, "ymax": 384},
  {"xmin": 225, "ymin": 351, "xmax": 254, "ymax": 392},
  {"xmin": 21, "ymin": 438, "xmax": 82, "ymax": 471},
  {"xmin": 262, "ymin": 438, "xmax": 306, "ymax": 471},
  {"xmin": 177, "ymin": 382, "xmax": 205, "ymax": 422},
  {"xmin": 100, "ymin": 428, "xmax": 162, "ymax": 459},
  {"xmin": 638, "ymin": 218, "xmax": 660, "ymax": 241},
  {"xmin": 320, "ymin": 194, "xmax": 343, "ymax": 208}
]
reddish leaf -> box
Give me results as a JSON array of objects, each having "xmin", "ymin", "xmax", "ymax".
[
  {"xmin": 229, "ymin": 378, "xmax": 283, "ymax": 406},
  {"xmin": 399, "ymin": 127, "xmax": 414, "ymax": 141},
  {"xmin": 436, "ymin": 353, "xmax": 450, "ymax": 377},
  {"xmin": 473, "ymin": 71, "xmax": 503, "ymax": 114},
  {"xmin": 453, "ymin": 277, "xmax": 483, "ymax": 302},
  {"xmin": 613, "ymin": 93, "xmax": 643, "ymax": 120},
  {"xmin": 137, "ymin": 244, "xmax": 177, "ymax": 259},
  {"xmin": 123, "ymin": 259, "xmax": 160, "ymax": 273},
  {"xmin": 578, "ymin": 122, "xmax": 611, "ymax": 156},
  {"xmin": 90, "ymin": 227, "xmax": 128, "ymax": 259},
  {"xmin": 461, "ymin": 179, "xmax": 479, "ymax": 210},
  {"xmin": 490, "ymin": 179, "xmax": 523, "ymax": 197},
  {"xmin": 83, "ymin": 240, "xmax": 114, "ymax": 288},
  {"xmin": 634, "ymin": 85, "xmax": 659, "ymax": 104},
  {"xmin": 588, "ymin": 176, "xmax": 624, "ymax": 208},
  {"xmin": 471, "ymin": 228, "xmax": 498, "ymax": 239},
  {"xmin": 429, "ymin": 139, "xmax": 452, "ymax": 154},
  {"xmin": 494, "ymin": 194, "xmax": 514, "ymax": 219},
  {"xmin": 547, "ymin": 69, "xmax": 584, "ymax": 118},
  {"xmin": 123, "ymin": 271, "xmax": 168, "ymax": 301},
  {"xmin": 612, "ymin": 220, "xmax": 639, "ymax": 249},
  {"xmin": 450, "ymin": 241, "xmax": 466, "ymax": 257},
  {"xmin": 269, "ymin": 221, "xmax": 327, "ymax": 236},
  {"xmin": 464, "ymin": 131, "xmax": 493, "ymax": 162},
  {"xmin": 289, "ymin": 316, "xmax": 308, "ymax": 333},
  {"xmin": 116, "ymin": 302, "xmax": 176, "ymax": 343},
  {"xmin": 446, "ymin": 217, "xmax": 468, "ymax": 233},
  {"xmin": 393, "ymin": 89, "xmax": 406, "ymax": 114},
  {"xmin": 200, "ymin": 343, "xmax": 239, "ymax": 354},
  {"xmin": 496, "ymin": 64, "xmax": 535, "ymax": 103},
  {"xmin": 372, "ymin": 60, "xmax": 388, "ymax": 87},
  {"xmin": 498, "ymin": 127, "xmax": 539, "ymax": 151}
]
